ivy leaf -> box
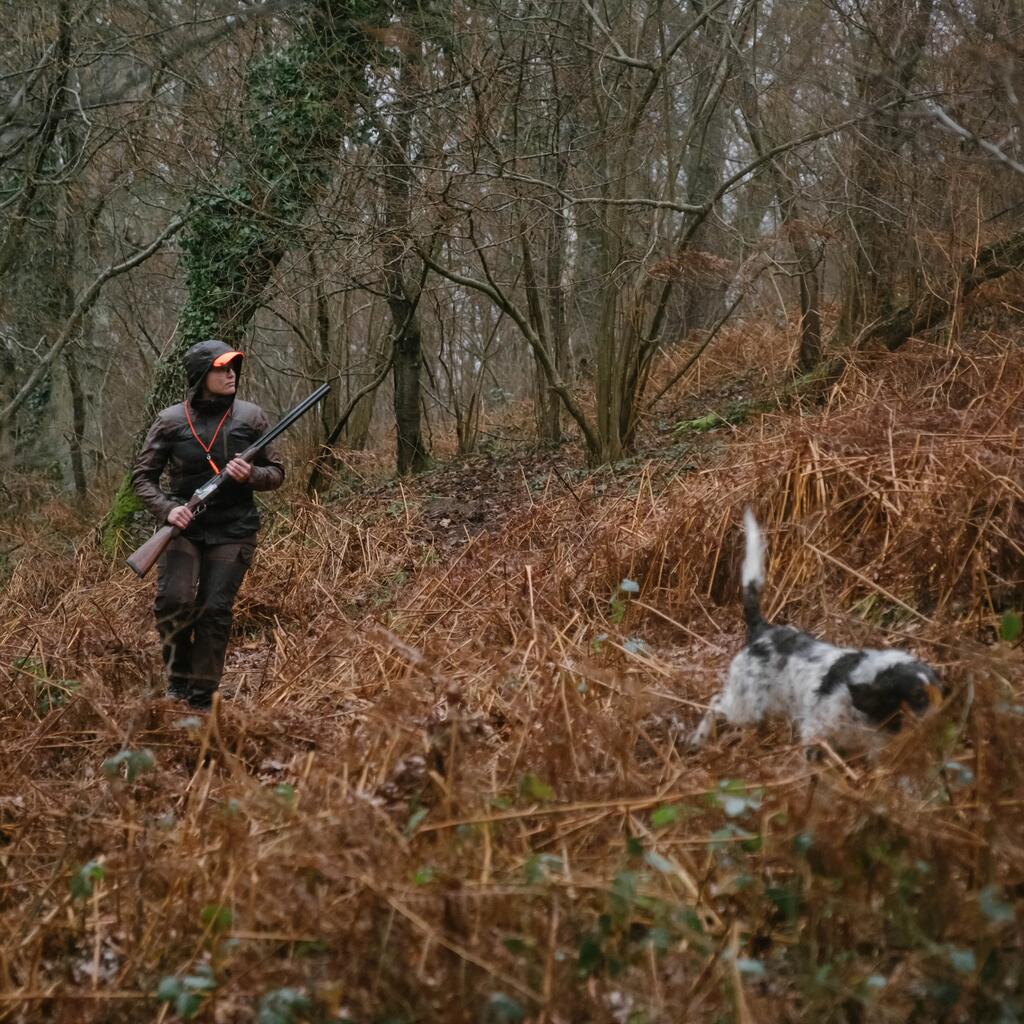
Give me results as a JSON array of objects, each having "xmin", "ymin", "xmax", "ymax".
[
  {"xmin": 644, "ymin": 850, "xmax": 675, "ymax": 874},
  {"xmin": 722, "ymin": 796, "xmax": 750, "ymax": 818},
  {"xmin": 736, "ymin": 957, "xmax": 767, "ymax": 977},
  {"xmin": 485, "ymin": 992, "xmax": 525, "ymax": 1022},
  {"xmin": 102, "ymin": 748, "xmax": 155, "ymax": 782},
  {"xmin": 523, "ymin": 854, "xmax": 563, "ymax": 884},
  {"xmin": 156, "ymin": 976, "xmax": 182, "ymax": 1001},
  {"xmin": 793, "ymin": 831, "xmax": 813, "ymax": 856},
  {"xmin": 257, "ymin": 987, "xmax": 311, "ymax": 1024},
  {"xmin": 577, "ymin": 935, "xmax": 604, "ymax": 977},
  {"xmin": 978, "ymin": 886, "xmax": 1015, "ymax": 925},
  {"xmin": 175, "ymin": 993, "xmax": 203, "ymax": 1020},
  {"xmin": 948, "ymin": 947, "xmax": 976, "ymax": 973}
]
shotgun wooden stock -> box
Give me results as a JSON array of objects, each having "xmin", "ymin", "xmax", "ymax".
[
  {"xmin": 125, "ymin": 382, "xmax": 330, "ymax": 579},
  {"xmin": 126, "ymin": 523, "xmax": 182, "ymax": 578}
]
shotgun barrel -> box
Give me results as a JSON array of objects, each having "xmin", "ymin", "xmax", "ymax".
[{"xmin": 126, "ymin": 383, "xmax": 330, "ymax": 578}]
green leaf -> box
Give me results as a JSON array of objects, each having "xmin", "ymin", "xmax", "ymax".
[
  {"xmin": 948, "ymin": 947, "xmax": 976, "ymax": 973},
  {"xmin": 200, "ymin": 904, "xmax": 234, "ymax": 934},
  {"xmin": 978, "ymin": 885, "xmax": 1015, "ymax": 924},
  {"xmin": 523, "ymin": 854, "xmax": 563, "ymax": 884},
  {"xmin": 257, "ymin": 987, "xmax": 311, "ymax": 1024},
  {"xmin": 485, "ymin": 992, "xmax": 526, "ymax": 1022},
  {"xmin": 1000, "ymin": 611, "xmax": 1022, "ymax": 644},
  {"xmin": 944, "ymin": 760, "xmax": 974, "ymax": 786},
  {"xmin": 577, "ymin": 935, "xmax": 604, "ymax": 976},
  {"xmin": 156, "ymin": 976, "xmax": 182, "ymax": 1001},
  {"xmin": 740, "ymin": 833, "xmax": 763, "ymax": 854},
  {"xmin": 609, "ymin": 870, "xmax": 639, "ymax": 916},
  {"xmin": 182, "ymin": 969, "xmax": 216, "ymax": 993},
  {"xmin": 102, "ymin": 748, "xmax": 156, "ymax": 782},
  {"xmin": 413, "ymin": 866, "xmax": 436, "ymax": 886},
  {"xmin": 722, "ymin": 796, "xmax": 750, "ymax": 817},
  {"xmin": 766, "ymin": 885, "xmax": 801, "ymax": 921},
  {"xmin": 519, "ymin": 774, "xmax": 555, "ymax": 803},
  {"xmin": 175, "ymin": 992, "xmax": 203, "ymax": 1020},
  {"xmin": 273, "ymin": 782, "xmax": 296, "ymax": 804},
  {"xmin": 404, "ymin": 806, "xmax": 429, "ymax": 836},
  {"xmin": 35, "ymin": 678, "xmax": 80, "ymax": 714},
  {"xmin": 736, "ymin": 957, "xmax": 766, "ymax": 977},
  {"xmin": 644, "ymin": 850, "xmax": 675, "ymax": 874},
  {"xmin": 650, "ymin": 804, "xmax": 680, "ymax": 829},
  {"xmin": 70, "ymin": 860, "xmax": 106, "ymax": 900},
  {"xmin": 503, "ymin": 936, "xmax": 533, "ymax": 957}
]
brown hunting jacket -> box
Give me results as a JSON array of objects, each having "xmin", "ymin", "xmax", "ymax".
[{"xmin": 131, "ymin": 340, "xmax": 285, "ymax": 543}]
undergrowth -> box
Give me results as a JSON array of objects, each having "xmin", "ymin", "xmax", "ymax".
[{"xmin": 1, "ymin": 332, "xmax": 1022, "ymax": 1023}]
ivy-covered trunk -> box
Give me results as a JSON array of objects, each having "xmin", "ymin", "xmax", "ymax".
[{"xmin": 101, "ymin": 3, "xmax": 382, "ymax": 550}]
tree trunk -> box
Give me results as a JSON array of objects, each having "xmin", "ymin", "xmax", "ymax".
[
  {"xmin": 836, "ymin": 0, "xmax": 935, "ymax": 343},
  {"xmin": 380, "ymin": 56, "xmax": 429, "ymax": 476},
  {"xmin": 738, "ymin": 81, "xmax": 823, "ymax": 372}
]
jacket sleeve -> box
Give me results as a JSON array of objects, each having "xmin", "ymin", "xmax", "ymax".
[
  {"xmin": 247, "ymin": 407, "xmax": 285, "ymax": 492},
  {"xmin": 131, "ymin": 412, "xmax": 178, "ymax": 523}
]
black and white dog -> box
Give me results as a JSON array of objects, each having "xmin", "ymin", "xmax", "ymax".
[{"xmin": 690, "ymin": 510, "xmax": 941, "ymax": 747}]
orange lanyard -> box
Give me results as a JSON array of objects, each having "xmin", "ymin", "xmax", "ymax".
[{"xmin": 184, "ymin": 400, "xmax": 232, "ymax": 475}]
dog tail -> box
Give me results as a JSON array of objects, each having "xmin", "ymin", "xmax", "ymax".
[{"xmin": 742, "ymin": 507, "xmax": 766, "ymax": 638}]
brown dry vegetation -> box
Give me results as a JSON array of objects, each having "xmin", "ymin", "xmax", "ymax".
[{"xmin": 2, "ymin": 324, "xmax": 1023, "ymax": 1024}]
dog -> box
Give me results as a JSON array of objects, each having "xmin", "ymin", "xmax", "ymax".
[{"xmin": 690, "ymin": 509, "xmax": 941, "ymax": 747}]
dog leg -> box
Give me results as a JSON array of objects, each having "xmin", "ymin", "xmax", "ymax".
[{"xmin": 688, "ymin": 696, "xmax": 724, "ymax": 747}]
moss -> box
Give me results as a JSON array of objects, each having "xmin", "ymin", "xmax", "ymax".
[{"xmin": 99, "ymin": 476, "xmax": 145, "ymax": 557}]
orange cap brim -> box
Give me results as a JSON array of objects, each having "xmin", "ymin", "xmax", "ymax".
[{"xmin": 212, "ymin": 351, "xmax": 244, "ymax": 367}]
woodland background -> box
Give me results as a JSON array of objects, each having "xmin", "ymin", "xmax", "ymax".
[
  {"xmin": 2, "ymin": 2, "xmax": 1024, "ymax": 1023},
  {"xmin": 1, "ymin": 0, "xmax": 1022, "ymax": 497}
]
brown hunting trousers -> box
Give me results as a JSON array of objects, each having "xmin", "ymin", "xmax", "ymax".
[{"xmin": 154, "ymin": 535, "xmax": 255, "ymax": 698}]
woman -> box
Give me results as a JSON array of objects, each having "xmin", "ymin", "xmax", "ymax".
[{"xmin": 131, "ymin": 339, "xmax": 284, "ymax": 708}]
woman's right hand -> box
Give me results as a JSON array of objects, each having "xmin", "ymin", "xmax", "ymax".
[{"xmin": 167, "ymin": 505, "xmax": 194, "ymax": 529}]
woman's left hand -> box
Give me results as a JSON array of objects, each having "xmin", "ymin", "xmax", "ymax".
[{"xmin": 224, "ymin": 457, "xmax": 252, "ymax": 483}]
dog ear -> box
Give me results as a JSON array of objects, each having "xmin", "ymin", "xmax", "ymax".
[{"xmin": 847, "ymin": 679, "xmax": 901, "ymax": 725}]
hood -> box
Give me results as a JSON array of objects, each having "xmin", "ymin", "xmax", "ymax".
[{"xmin": 183, "ymin": 339, "xmax": 244, "ymax": 404}]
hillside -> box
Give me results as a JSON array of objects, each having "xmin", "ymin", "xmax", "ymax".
[{"xmin": 2, "ymin": 330, "xmax": 1023, "ymax": 1024}]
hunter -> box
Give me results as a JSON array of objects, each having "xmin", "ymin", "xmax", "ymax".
[{"xmin": 131, "ymin": 339, "xmax": 284, "ymax": 709}]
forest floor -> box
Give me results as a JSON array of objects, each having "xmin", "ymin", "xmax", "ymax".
[{"xmin": 1, "ymin": 318, "xmax": 1023, "ymax": 1023}]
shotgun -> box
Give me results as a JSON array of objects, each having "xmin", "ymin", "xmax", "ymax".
[{"xmin": 126, "ymin": 383, "xmax": 330, "ymax": 578}]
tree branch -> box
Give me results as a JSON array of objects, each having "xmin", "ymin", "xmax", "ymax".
[{"xmin": 0, "ymin": 214, "xmax": 186, "ymax": 429}]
